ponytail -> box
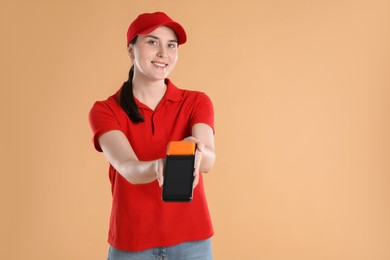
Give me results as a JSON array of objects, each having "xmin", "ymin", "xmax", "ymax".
[{"xmin": 119, "ymin": 66, "xmax": 145, "ymax": 123}]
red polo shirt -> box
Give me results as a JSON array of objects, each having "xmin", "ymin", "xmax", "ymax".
[{"xmin": 88, "ymin": 79, "xmax": 214, "ymax": 251}]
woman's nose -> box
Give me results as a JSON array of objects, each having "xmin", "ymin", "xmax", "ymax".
[{"xmin": 157, "ymin": 46, "xmax": 168, "ymax": 58}]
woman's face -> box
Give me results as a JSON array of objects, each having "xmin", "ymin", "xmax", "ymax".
[{"xmin": 129, "ymin": 26, "xmax": 179, "ymax": 81}]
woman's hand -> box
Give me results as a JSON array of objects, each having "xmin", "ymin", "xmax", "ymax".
[
  {"xmin": 182, "ymin": 136, "xmax": 205, "ymax": 189},
  {"xmin": 154, "ymin": 158, "xmax": 165, "ymax": 187}
]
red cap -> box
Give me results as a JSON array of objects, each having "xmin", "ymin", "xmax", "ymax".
[{"xmin": 126, "ymin": 12, "xmax": 187, "ymax": 46}]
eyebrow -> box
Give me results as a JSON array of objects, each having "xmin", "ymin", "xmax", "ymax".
[{"xmin": 145, "ymin": 35, "xmax": 178, "ymax": 43}]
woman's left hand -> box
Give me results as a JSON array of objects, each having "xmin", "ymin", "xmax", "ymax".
[{"xmin": 183, "ymin": 136, "xmax": 205, "ymax": 189}]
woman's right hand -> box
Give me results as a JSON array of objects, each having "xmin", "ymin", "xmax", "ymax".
[{"xmin": 154, "ymin": 158, "xmax": 165, "ymax": 187}]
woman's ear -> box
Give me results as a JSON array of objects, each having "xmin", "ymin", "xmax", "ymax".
[{"xmin": 127, "ymin": 44, "xmax": 135, "ymax": 60}]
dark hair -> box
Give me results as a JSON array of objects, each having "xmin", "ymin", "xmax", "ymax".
[{"xmin": 119, "ymin": 37, "xmax": 144, "ymax": 123}]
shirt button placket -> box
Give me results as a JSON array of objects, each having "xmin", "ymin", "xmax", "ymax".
[{"xmin": 151, "ymin": 109, "xmax": 163, "ymax": 142}]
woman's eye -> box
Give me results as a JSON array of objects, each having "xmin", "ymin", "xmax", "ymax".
[
  {"xmin": 168, "ymin": 43, "xmax": 177, "ymax": 49},
  {"xmin": 148, "ymin": 40, "xmax": 158, "ymax": 45}
]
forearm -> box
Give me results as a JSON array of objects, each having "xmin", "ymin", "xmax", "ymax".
[
  {"xmin": 116, "ymin": 159, "xmax": 159, "ymax": 185},
  {"xmin": 99, "ymin": 130, "xmax": 164, "ymax": 185}
]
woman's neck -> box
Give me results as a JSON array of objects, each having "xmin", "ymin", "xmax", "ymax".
[{"xmin": 132, "ymin": 76, "xmax": 167, "ymax": 110}]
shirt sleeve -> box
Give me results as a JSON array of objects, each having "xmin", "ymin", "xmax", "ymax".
[
  {"xmin": 190, "ymin": 92, "xmax": 215, "ymax": 133},
  {"xmin": 88, "ymin": 100, "xmax": 122, "ymax": 152}
]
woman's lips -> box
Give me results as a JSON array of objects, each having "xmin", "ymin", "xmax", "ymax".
[{"xmin": 152, "ymin": 61, "xmax": 168, "ymax": 68}]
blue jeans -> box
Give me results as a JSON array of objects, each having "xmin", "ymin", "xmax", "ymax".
[{"xmin": 107, "ymin": 239, "xmax": 212, "ymax": 260}]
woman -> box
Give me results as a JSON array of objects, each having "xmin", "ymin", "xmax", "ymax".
[{"xmin": 88, "ymin": 12, "xmax": 216, "ymax": 259}]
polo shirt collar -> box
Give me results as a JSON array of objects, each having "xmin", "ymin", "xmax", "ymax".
[
  {"xmin": 133, "ymin": 79, "xmax": 182, "ymax": 110},
  {"xmin": 163, "ymin": 78, "xmax": 182, "ymax": 102}
]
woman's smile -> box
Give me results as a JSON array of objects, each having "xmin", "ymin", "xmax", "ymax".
[{"xmin": 151, "ymin": 61, "xmax": 168, "ymax": 68}]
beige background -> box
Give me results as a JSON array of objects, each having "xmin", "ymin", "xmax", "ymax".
[{"xmin": 1, "ymin": 0, "xmax": 389, "ymax": 259}]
